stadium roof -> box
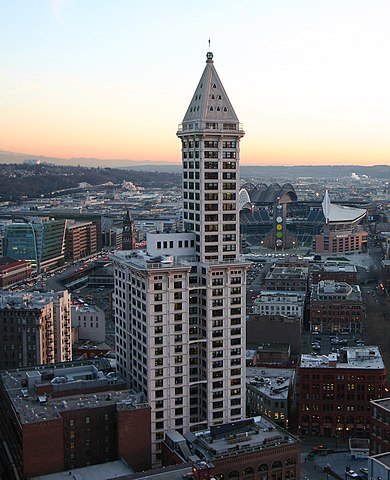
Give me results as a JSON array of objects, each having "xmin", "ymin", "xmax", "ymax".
[{"xmin": 322, "ymin": 190, "xmax": 366, "ymax": 224}]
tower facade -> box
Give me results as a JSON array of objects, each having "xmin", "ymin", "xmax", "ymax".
[
  {"xmin": 122, "ymin": 210, "xmax": 136, "ymax": 250},
  {"xmin": 112, "ymin": 52, "xmax": 247, "ymax": 466}
]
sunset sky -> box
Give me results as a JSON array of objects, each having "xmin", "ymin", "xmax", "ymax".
[{"xmin": 0, "ymin": 0, "xmax": 389, "ymax": 166}]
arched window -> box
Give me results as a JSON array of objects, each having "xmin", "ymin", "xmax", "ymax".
[
  {"xmin": 285, "ymin": 458, "xmax": 296, "ymax": 465},
  {"xmin": 272, "ymin": 461, "xmax": 282, "ymax": 469},
  {"xmin": 258, "ymin": 464, "xmax": 268, "ymax": 472},
  {"xmin": 243, "ymin": 466, "xmax": 254, "ymax": 478},
  {"xmin": 228, "ymin": 471, "xmax": 240, "ymax": 479}
]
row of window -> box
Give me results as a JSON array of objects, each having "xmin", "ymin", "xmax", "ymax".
[{"xmin": 182, "ymin": 140, "xmax": 237, "ymax": 148}]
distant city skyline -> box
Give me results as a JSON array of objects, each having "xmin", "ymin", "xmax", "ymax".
[{"xmin": 0, "ymin": 0, "xmax": 389, "ymax": 166}]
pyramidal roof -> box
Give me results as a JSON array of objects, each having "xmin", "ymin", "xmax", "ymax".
[{"xmin": 181, "ymin": 52, "xmax": 240, "ymax": 125}]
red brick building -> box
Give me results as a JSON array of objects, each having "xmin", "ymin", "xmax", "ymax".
[
  {"xmin": 311, "ymin": 263, "xmax": 358, "ymax": 285},
  {"xmin": 264, "ymin": 265, "xmax": 309, "ymax": 292},
  {"xmin": 65, "ymin": 221, "xmax": 98, "ymax": 262},
  {"xmin": 299, "ymin": 347, "xmax": 386, "ymax": 438},
  {"xmin": 162, "ymin": 417, "xmax": 300, "ymax": 480},
  {"xmin": 309, "ymin": 280, "xmax": 365, "ymax": 334},
  {"xmin": 370, "ymin": 398, "xmax": 390, "ymax": 455},
  {"xmin": 0, "ymin": 257, "xmax": 32, "ymax": 289},
  {"xmin": 0, "ymin": 360, "xmax": 151, "ymax": 479}
]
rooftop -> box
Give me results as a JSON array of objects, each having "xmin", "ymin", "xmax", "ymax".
[
  {"xmin": 311, "ymin": 280, "xmax": 362, "ymax": 300},
  {"xmin": 246, "ymin": 367, "xmax": 295, "ymax": 400},
  {"xmin": 111, "ymin": 250, "xmax": 192, "ymax": 271},
  {"xmin": 0, "ymin": 290, "xmax": 68, "ymax": 310},
  {"xmin": 301, "ymin": 346, "xmax": 384, "ymax": 370},
  {"xmin": 1, "ymin": 361, "xmax": 144, "ymax": 425},
  {"xmin": 370, "ymin": 451, "xmax": 390, "ymax": 469},
  {"xmin": 183, "ymin": 416, "xmax": 298, "ymax": 461},
  {"xmin": 371, "ymin": 396, "xmax": 390, "ymax": 413},
  {"xmin": 31, "ymin": 460, "xmax": 134, "ymax": 480},
  {"xmin": 266, "ymin": 266, "xmax": 309, "ymax": 280},
  {"xmin": 312, "ymin": 263, "xmax": 357, "ymax": 273}
]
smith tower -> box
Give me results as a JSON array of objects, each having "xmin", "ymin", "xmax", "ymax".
[
  {"xmin": 112, "ymin": 52, "xmax": 247, "ymax": 466},
  {"xmin": 177, "ymin": 51, "xmax": 245, "ymax": 263},
  {"xmin": 176, "ymin": 51, "xmax": 248, "ymax": 433}
]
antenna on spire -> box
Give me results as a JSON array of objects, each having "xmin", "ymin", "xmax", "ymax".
[{"xmin": 208, "ymin": 38, "xmax": 211, "ymax": 50}]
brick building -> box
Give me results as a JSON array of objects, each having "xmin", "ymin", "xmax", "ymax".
[
  {"xmin": 0, "ymin": 360, "xmax": 151, "ymax": 479},
  {"xmin": 311, "ymin": 263, "xmax": 358, "ymax": 285},
  {"xmin": 264, "ymin": 265, "xmax": 309, "ymax": 292},
  {"xmin": 162, "ymin": 417, "xmax": 300, "ymax": 480},
  {"xmin": 0, "ymin": 257, "xmax": 32, "ymax": 289},
  {"xmin": 309, "ymin": 280, "xmax": 365, "ymax": 334},
  {"xmin": 65, "ymin": 221, "xmax": 98, "ymax": 262},
  {"xmin": 0, "ymin": 290, "xmax": 71, "ymax": 370},
  {"xmin": 299, "ymin": 347, "xmax": 386, "ymax": 438}
]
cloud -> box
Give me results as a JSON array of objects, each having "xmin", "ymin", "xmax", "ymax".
[{"xmin": 50, "ymin": 0, "xmax": 67, "ymax": 23}]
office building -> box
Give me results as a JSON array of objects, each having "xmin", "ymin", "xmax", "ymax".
[
  {"xmin": 299, "ymin": 347, "xmax": 386, "ymax": 437},
  {"xmin": 264, "ymin": 265, "xmax": 309, "ymax": 292},
  {"xmin": 309, "ymin": 280, "xmax": 365, "ymax": 333},
  {"xmin": 5, "ymin": 217, "xmax": 66, "ymax": 272},
  {"xmin": 0, "ymin": 361, "xmax": 151, "ymax": 479},
  {"xmin": 65, "ymin": 220, "xmax": 98, "ymax": 262},
  {"xmin": 253, "ymin": 290, "xmax": 305, "ymax": 323},
  {"xmin": 112, "ymin": 51, "xmax": 248, "ymax": 465}
]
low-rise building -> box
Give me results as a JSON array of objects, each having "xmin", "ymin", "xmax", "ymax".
[
  {"xmin": 0, "ymin": 360, "xmax": 151, "ymax": 479},
  {"xmin": 309, "ymin": 280, "xmax": 365, "ymax": 333},
  {"xmin": 0, "ymin": 257, "xmax": 32, "ymax": 289},
  {"xmin": 162, "ymin": 417, "xmax": 300, "ymax": 480},
  {"xmin": 311, "ymin": 262, "xmax": 358, "ymax": 285},
  {"xmin": 246, "ymin": 367, "xmax": 295, "ymax": 429},
  {"xmin": 299, "ymin": 347, "xmax": 387, "ymax": 438},
  {"xmin": 370, "ymin": 397, "xmax": 390, "ymax": 455},
  {"xmin": 253, "ymin": 291, "xmax": 305, "ymax": 323},
  {"xmin": 264, "ymin": 265, "xmax": 309, "ymax": 292},
  {"xmin": 71, "ymin": 304, "xmax": 105, "ymax": 342}
]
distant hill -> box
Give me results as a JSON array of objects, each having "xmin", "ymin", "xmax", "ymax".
[
  {"xmin": 0, "ymin": 150, "xmax": 171, "ymax": 169},
  {"xmin": 240, "ymin": 165, "xmax": 390, "ymax": 179},
  {"xmin": 0, "ymin": 163, "xmax": 181, "ymax": 201},
  {"xmin": 1, "ymin": 149, "xmax": 389, "ymax": 179}
]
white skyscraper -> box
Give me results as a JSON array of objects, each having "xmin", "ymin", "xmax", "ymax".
[{"xmin": 112, "ymin": 51, "xmax": 247, "ymax": 466}]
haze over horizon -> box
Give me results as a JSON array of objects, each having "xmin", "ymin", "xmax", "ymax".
[{"xmin": 1, "ymin": 0, "xmax": 389, "ymax": 166}]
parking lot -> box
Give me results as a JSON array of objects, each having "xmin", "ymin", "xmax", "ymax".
[{"xmin": 302, "ymin": 332, "xmax": 365, "ymax": 356}]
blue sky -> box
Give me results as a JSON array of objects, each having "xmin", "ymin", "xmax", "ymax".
[{"xmin": 1, "ymin": 0, "xmax": 389, "ymax": 165}]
